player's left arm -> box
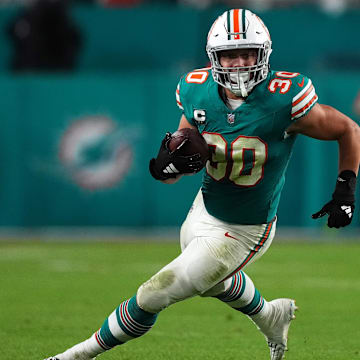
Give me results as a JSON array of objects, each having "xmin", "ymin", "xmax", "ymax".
[
  {"xmin": 287, "ymin": 103, "xmax": 360, "ymax": 228},
  {"xmin": 287, "ymin": 103, "xmax": 360, "ymax": 173}
]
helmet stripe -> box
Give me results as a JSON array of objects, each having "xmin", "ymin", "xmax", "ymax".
[
  {"xmin": 242, "ymin": 9, "xmax": 247, "ymax": 39},
  {"xmin": 227, "ymin": 10, "xmax": 231, "ymax": 40},
  {"xmin": 233, "ymin": 9, "xmax": 240, "ymax": 39}
]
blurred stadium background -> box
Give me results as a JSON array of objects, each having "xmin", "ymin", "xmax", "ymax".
[{"xmin": 0, "ymin": 0, "xmax": 359, "ymax": 241}]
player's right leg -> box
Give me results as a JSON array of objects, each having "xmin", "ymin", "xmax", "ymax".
[
  {"xmin": 44, "ymin": 293, "xmax": 159, "ymax": 360},
  {"xmin": 44, "ymin": 199, "xmax": 241, "ymax": 360}
]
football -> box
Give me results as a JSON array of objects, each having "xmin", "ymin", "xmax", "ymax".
[{"xmin": 168, "ymin": 128, "xmax": 209, "ymax": 170}]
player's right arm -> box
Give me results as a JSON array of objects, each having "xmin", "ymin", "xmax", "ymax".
[
  {"xmin": 150, "ymin": 72, "xmax": 200, "ymax": 184},
  {"xmin": 149, "ymin": 114, "xmax": 200, "ymax": 184},
  {"xmin": 158, "ymin": 115, "xmax": 197, "ymax": 184},
  {"xmin": 178, "ymin": 114, "xmax": 197, "ymax": 130}
]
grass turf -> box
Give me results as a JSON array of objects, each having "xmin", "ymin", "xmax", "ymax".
[{"xmin": 1, "ymin": 240, "xmax": 360, "ymax": 360}]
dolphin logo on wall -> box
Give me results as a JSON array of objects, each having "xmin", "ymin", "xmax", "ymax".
[{"xmin": 58, "ymin": 115, "xmax": 133, "ymax": 190}]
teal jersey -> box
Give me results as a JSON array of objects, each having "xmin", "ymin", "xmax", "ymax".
[{"xmin": 176, "ymin": 68, "xmax": 318, "ymax": 224}]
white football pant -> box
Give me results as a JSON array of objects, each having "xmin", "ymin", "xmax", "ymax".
[{"xmin": 137, "ymin": 190, "xmax": 276, "ymax": 313}]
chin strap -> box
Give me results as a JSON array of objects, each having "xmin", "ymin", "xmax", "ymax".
[
  {"xmin": 238, "ymin": 76, "xmax": 248, "ymax": 98},
  {"xmin": 227, "ymin": 72, "xmax": 249, "ymax": 98}
]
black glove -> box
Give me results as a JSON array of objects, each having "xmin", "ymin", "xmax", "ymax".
[
  {"xmin": 312, "ymin": 170, "xmax": 357, "ymax": 228},
  {"xmin": 149, "ymin": 132, "xmax": 203, "ymax": 181}
]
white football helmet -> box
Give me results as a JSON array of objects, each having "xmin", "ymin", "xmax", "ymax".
[{"xmin": 206, "ymin": 9, "xmax": 272, "ymax": 97}]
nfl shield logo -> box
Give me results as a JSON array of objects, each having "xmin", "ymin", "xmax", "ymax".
[{"xmin": 227, "ymin": 113, "xmax": 235, "ymax": 124}]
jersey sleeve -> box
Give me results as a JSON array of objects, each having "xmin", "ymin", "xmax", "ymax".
[
  {"xmin": 174, "ymin": 74, "xmax": 197, "ymax": 126},
  {"xmin": 175, "ymin": 81, "xmax": 184, "ymax": 111},
  {"xmin": 291, "ymin": 77, "xmax": 318, "ymax": 120},
  {"xmin": 175, "ymin": 68, "xmax": 211, "ymax": 127}
]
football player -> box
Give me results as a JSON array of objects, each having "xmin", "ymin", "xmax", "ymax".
[{"xmin": 45, "ymin": 9, "xmax": 360, "ymax": 360}]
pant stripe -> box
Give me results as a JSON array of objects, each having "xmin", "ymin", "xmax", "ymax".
[{"xmin": 221, "ymin": 220, "xmax": 274, "ymax": 283}]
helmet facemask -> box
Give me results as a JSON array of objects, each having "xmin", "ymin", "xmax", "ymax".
[
  {"xmin": 206, "ymin": 9, "xmax": 272, "ymax": 98},
  {"xmin": 208, "ymin": 43, "xmax": 272, "ymax": 97}
]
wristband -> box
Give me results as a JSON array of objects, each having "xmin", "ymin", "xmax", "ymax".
[{"xmin": 332, "ymin": 170, "xmax": 357, "ymax": 204}]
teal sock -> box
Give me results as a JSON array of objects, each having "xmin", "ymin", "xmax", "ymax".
[
  {"xmin": 96, "ymin": 295, "xmax": 158, "ymax": 350},
  {"xmin": 215, "ymin": 271, "xmax": 267, "ymax": 316}
]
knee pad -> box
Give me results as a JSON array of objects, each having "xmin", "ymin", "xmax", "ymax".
[{"xmin": 137, "ymin": 270, "xmax": 176, "ymax": 313}]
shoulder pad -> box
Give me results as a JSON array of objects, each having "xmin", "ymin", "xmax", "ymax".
[{"xmin": 175, "ymin": 67, "xmax": 212, "ymax": 113}]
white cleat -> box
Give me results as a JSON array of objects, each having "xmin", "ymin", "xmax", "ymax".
[
  {"xmin": 43, "ymin": 334, "xmax": 99, "ymax": 360},
  {"xmin": 263, "ymin": 298, "xmax": 297, "ymax": 360},
  {"xmin": 43, "ymin": 356, "xmax": 95, "ymax": 360}
]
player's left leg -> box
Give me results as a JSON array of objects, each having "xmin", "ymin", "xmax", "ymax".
[
  {"xmin": 203, "ymin": 270, "xmax": 296, "ymax": 360},
  {"xmin": 198, "ymin": 222, "xmax": 296, "ymax": 360},
  {"xmin": 182, "ymin": 193, "xmax": 297, "ymax": 360}
]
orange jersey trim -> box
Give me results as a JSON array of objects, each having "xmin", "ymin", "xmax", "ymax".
[
  {"xmin": 292, "ymin": 94, "xmax": 318, "ymax": 118},
  {"xmin": 292, "ymin": 84, "xmax": 314, "ymax": 107}
]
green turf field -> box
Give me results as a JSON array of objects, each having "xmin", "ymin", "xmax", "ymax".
[{"xmin": 1, "ymin": 240, "xmax": 360, "ymax": 360}]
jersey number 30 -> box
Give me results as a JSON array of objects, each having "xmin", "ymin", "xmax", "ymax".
[{"xmin": 202, "ymin": 133, "xmax": 267, "ymax": 187}]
